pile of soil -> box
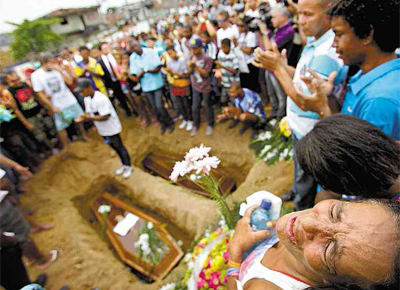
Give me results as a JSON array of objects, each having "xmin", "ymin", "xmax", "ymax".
[{"xmin": 20, "ymin": 117, "xmax": 293, "ymax": 290}]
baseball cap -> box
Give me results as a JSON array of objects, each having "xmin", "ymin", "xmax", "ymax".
[
  {"xmin": 74, "ymin": 78, "xmax": 92, "ymax": 94},
  {"xmin": 189, "ymin": 38, "xmax": 202, "ymax": 49}
]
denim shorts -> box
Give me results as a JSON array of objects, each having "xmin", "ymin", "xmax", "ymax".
[{"xmin": 53, "ymin": 103, "xmax": 84, "ymax": 131}]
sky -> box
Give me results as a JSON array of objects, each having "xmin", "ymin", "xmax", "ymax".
[{"xmin": 0, "ymin": 0, "xmax": 141, "ymax": 34}]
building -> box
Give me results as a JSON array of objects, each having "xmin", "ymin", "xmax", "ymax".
[{"xmin": 42, "ymin": 5, "xmax": 105, "ymax": 48}]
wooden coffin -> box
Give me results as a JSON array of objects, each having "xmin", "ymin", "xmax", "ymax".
[
  {"xmin": 91, "ymin": 193, "xmax": 184, "ymax": 282},
  {"xmin": 142, "ymin": 151, "xmax": 236, "ymax": 198}
]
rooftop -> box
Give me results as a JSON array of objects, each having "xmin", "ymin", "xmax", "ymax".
[{"xmin": 42, "ymin": 5, "xmax": 100, "ymax": 19}]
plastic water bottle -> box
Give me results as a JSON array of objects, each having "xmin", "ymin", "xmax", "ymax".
[
  {"xmin": 250, "ymin": 199, "xmax": 272, "ymax": 231},
  {"xmin": 242, "ymin": 199, "xmax": 273, "ymax": 260}
]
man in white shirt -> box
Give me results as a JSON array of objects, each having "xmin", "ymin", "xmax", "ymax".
[
  {"xmin": 216, "ymin": 11, "xmax": 240, "ymax": 48},
  {"xmin": 31, "ymin": 53, "xmax": 88, "ymax": 150},
  {"xmin": 74, "ymin": 78, "xmax": 132, "ymax": 179},
  {"xmin": 253, "ymin": 0, "xmax": 348, "ymax": 210}
]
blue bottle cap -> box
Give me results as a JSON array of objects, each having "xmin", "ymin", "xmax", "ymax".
[{"xmin": 260, "ymin": 199, "xmax": 272, "ymax": 210}]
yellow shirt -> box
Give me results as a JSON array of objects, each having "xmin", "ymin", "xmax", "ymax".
[{"xmin": 74, "ymin": 57, "xmax": 108, "ymax": 96}]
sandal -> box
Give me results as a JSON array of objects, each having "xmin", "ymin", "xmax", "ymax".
[{"xmin": 36, "ymin": 249, "xmax": 58, "ymax": 270}]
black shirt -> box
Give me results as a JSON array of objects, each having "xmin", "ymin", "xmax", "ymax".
[{"xmin": 8, "ymin": 83, "xmax": 42, "ymax": 118}]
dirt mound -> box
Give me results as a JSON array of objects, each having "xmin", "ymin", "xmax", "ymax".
[{"xmin": 20, "ymin": 117, "xmax": 293, "ymax": 290}]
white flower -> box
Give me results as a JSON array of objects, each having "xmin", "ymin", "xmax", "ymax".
[
  {"xmin": 218, "ymin": 218, "xmax": 227, "ymax": 229},
  {"xmin": 184, "ymin": 253, "xmax": 193, "ymax": 263},
  {"xmin": 258, "ymin": 131, "xmax": 272, "ymax": 141},
  {"xmin": 169, "ymin": 160, "xmax": 191, "ymax": 182},
  {"xmin": 159, "ymin": 282, "xmax": 176, "ymax": 290},
  {"xmin": 189, "ymin": 174, "xmax": 197, "ymax": 181},
  {"xmin": 194, "ymin": 156, "xmax": 220, "ymax": 175},
  {"xmin": 143, "ymin": 247, "xmax": 151, "ymax": 256},
  {"xmin": 139, "ymin": 233, "xmax": 149, "ymax": 243},
  {"xmin": 204, "ymin": 229, "xmax": 211, "ymax": 238},
  {"xmin": 98, "ymin": 205, "xmax": 111, "ymax": 214},
  {"xmin": 266, "ymin": 152, "xmax": 276, "ymax": 160},
  {"xmin": 177, "ymin": 240, "xmax": 183, "ymax": 246},
  {"xmin": 289, "ymin": 149, "xmax": 294, "ymax": 157},
  {"xmin": 261, "ymin": 145, "xmax": 272, "ymax": 155},
  {"xmin": 147, "ymin": 222, "xmax": 154, "ymax": 230},
  {"xmin": 282, "ymin": 148, "xmax": 289, "ymax": 157},
  {"xmin": 184, "ymin": 144, "xmax": 211, "ymax": 162},
  {"xmin": 188, "ymin": 261, "xmax": 195, "ymax": 270},
  {"xmin": 279, "ymin": 154, "xmax": 285, "ymax": 162},
  {"xmin": 269, "ymin": 119, "xmax": 277, "ymax": 126}
]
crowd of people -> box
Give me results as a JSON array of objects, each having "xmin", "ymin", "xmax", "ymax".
[{"xmin": 0, "ymin": 0, "xmax": 399, "ymax": 289}]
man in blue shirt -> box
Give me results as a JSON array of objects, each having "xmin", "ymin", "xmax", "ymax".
[
  {"xmin": 129, "ymin": 41, "xmax": 174, "ymax": 134},
  {"xmin": 294, "ymin": 0, "xmax": 400, "ymax": 140},
  {"xmin": 253, "ymin": 0, "xmax": 348, "ymax": 210},
  {"xmin": 216, "ymin": 82, "xmax": 266, "ymax": 139}
]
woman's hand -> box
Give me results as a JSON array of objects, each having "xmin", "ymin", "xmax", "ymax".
[{"xmin": 229, "ymin": 206, "xmax": 271, "ymax": 263}]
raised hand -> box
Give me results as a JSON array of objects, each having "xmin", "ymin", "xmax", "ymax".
[
  {"xmin": 295, "ymin": 70, "xmax": 337, "ymax": 116},
  {"xmin": 253, "ymin": 42, "xmax": 287, "ymax": 72}
]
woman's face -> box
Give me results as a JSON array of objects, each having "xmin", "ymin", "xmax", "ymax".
[{"xmin": 276, "ymin": 200, "xmax": 397, "ymax": 285}]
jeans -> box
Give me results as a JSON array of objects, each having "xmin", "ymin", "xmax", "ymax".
[
  {"xmin": 103, "ymin": 134, "xmax": 131, "ymax": 166},
  {"xmin": 192, "ymin": 90, "xmax": 214, "ymax": 128},
  {"xmin": 0, "ymin": 245, "xmax": 31, "ymax": 290},
  {"xmin": 171, "ymin": 95, "xmax": 192, "ymax": 122},
  {"xmin": 291, "ymin": 135, "xmax": 317, "ymax": 210},
  {"xmin": 143, "ymin": 89, "xmax": 172, "ymax": 127},
  {"xmin": 265, "ymin": 71, "xmax": 287, "ymax": 119}
]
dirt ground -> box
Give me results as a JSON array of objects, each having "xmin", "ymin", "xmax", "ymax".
[{"xmin": 19, "ymin": 116, "xmax": 294, "ymax": 290}]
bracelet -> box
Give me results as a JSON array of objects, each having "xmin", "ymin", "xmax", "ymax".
[
  {"xmin": 227, "ymin": 267, "xmax": 240, "ymax": 277},
  {"xmin": 228, "ymin": 260, "xmax": 241, "ymax": 268}
]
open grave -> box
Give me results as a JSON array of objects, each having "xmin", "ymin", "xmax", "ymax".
[
  {"xmin": 142, "ymin": 150, "xmax": 237, "ymax": 198},
  {"xmin": 72, "ymin": 177, "xmax": 192, "ymax": 283},
  {"xmin": 19, "ymin": 117, "xmax": 294, "ymax": 289}
]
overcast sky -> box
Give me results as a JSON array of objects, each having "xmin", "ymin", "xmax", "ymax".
[{"xmin": 0, "ymin": 0, "xmax": 141, "ymax": 34}]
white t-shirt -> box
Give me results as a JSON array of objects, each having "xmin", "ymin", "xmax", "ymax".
[
  {"xmin": 217, "ymin": 26, "xmax": 240, "ymax": 48},
  {"xmin": 84, "ymin": 91, "xmax": 122, "ymax": 137},
  {"xmin": 31, "ymin": 68, "xmax": 78, "ymax": 111},
  {"xmin": 237, "ymin": 32, "xmax": 258, "ymax": 64}
]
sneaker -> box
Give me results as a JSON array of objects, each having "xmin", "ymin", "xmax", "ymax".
[
  {"xmin": 115, "ymin": 166, "xmax": 125, "ymax": 176},
  {"xmin": 179, "ymin": 120, "xmax": 187, "ymax": 129},
  {"xmin": 190, "ymin": 127, "xmax": 198, "ymax": 137},
  {"xmin": 186, "ymin": 121, "xmax": 193, "ymax": 131},
  {"xmin": 122, "ymin": 166, "xmax": 133, "ymax": 179},
  {"xmin": 205, "ymin": 125, "xmax": 214, "ymax": 136}
]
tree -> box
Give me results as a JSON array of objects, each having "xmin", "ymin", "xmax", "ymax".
[{"xmin": 7, "ymin": 18, "xmax": 63, "ymax": 61}]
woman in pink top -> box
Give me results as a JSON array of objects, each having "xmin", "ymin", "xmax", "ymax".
[{"xmin": 227, "ymin": 199, "xmax": 400, "ymax": 290}]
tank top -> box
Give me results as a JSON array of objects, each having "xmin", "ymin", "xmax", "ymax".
[{"xmin": 238, "ymin": 234, "xmax": 311, "ymax": 290}]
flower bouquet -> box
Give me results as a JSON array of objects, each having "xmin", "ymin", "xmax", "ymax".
[
  {"xmin": 159, "ymin": 224, "xmax": 232, "ymax": 290},
  {"xmin": 169, "ymin": 144, "xmax": 236, "ymax": 230},
  {"xmin": 135, "ymin": 221, "xmax": 170, "ymax": 266},
  {"xmin": 251, "ymin": 117, "xmax": 294, "ymax": 166}
]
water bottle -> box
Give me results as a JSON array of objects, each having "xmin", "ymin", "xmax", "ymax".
[
  {"xmin": 241, "ymin": 199, "xmax": 273, "ymax": 260},
  {"xmin": 250, "ymin": 199, "xmax": 272, "ymax": 231}
]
